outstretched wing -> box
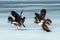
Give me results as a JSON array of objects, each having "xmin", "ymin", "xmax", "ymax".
[
  {"xmin": 11, "ymin": 11, "xmax": 20, "ymax": 19},
  {"xmin": 11, "ymin": 11, "xmax": 19, "ymax": 18},
  {"xmin": 35, "ymin": 13, "xmax": 40, "ymax": 18},
  {"xmin": 20, "ymin": 10, "xmax": 23, "ymax": 17},
  {"xmin": 18, "ymin": 10, "xmax": 24, "ymax": 22},
  {"xmin": 21, "ymin": 17, "xmax": 26, "ymax": 27},
  {"xmin": 35, "ymin": 12, "xmax": 42, "ymax": 22}
]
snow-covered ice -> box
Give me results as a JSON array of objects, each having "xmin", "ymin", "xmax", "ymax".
[{"xmin": 0, "ymin": 0, "xmax": 60, "ymax": 40}]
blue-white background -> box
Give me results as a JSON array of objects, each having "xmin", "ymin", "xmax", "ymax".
[{"xmin": 0, "ymin": 0, "xmax": 60, "ymax": 40}]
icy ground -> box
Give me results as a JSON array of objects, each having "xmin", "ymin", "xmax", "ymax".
[{"xmin": 0, "ymin": 0, "xmax": 60, "ymax": 40}]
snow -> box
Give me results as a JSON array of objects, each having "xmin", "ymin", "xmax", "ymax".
[{"xmin": 0, "ymin": 0, "xmax": 60, "ymax": 40}]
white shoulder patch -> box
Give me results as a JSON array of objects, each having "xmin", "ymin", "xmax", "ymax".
[
  {"xmin": 12, "ymin": 22, "xmax": 19, "ymax": 24},
  {"xmin": 11, "ymin": 22, "xmax": 19, "ymax": 27},
  {"xmin": 38, "ymin": 20, "xmax": 44, "ymax": 26}
]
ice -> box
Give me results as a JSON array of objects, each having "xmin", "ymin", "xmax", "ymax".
[{"xmin": 0, "ymin": 0, "xmax": 60, "ymax": 40}]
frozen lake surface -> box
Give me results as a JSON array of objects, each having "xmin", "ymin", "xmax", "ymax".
[{"xmin": 0, "ymin": 0, "xmax": 60, "ymax": 40}]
